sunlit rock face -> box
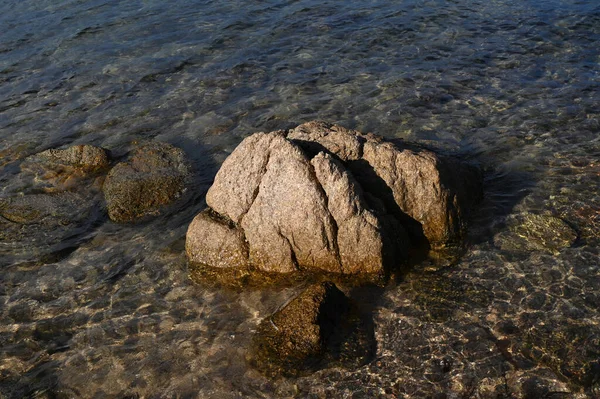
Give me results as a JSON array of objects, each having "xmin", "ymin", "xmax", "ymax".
[{"xmin": 186, "ymin": 121, "xmax": 482, "ymax": 279}]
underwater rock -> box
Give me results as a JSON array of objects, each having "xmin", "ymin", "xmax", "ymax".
[
  {"xmin": 187, "ymin": 121, "xmax": 481, "ymax": 279},
  {"xmin": 494, "ymin": 213, "xmax": 577, "ymax": 254},
  {"xmin": 20, "ymin": 144, "xmax": 109, "ymax": 192},
  {"xmin": 248, "ymin": 281, "xmax": 373, "ymax": 377},
  {"xmin": 103, "ymin": 142, "xmax": 190, "ymax": 222},
  {"xmin": 0, "ymin": 192, "xmax": 103, "ymax": 265}
]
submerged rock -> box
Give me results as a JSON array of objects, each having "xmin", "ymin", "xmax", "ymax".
[
  {"xmin": 187, "ymin": 121, "xmax": 481, "ymax": 280},
  {"xmin": 20, "ymin": 144, "xmax": 109, "ymax": 192},
  {"xmin": 248, "ymin": 281, "xmax": 374, "ymax": 377},
  {"xmin": 494, "ymin": 213, "xmax": 577, "ymax": 254},
  {"xmin": 0, "ymin": 192, "xmax": 103, "ymax": 265},
  {"xmin": 103, "ymin": 142, "xmax": 190, "ymax": 222}
]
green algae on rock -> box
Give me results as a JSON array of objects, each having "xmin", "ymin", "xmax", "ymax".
[{"xmin": 494, "ymin": 213, "xmax": 577, "ymax": 255}]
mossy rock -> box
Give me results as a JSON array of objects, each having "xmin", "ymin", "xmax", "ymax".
[
  {"xmin": 103, "ymin": 142, "xmax": 190, "ymax": 222},
  {"xmin": 520, "ymin": 322, "xmax": 600, "ymax": 389}
]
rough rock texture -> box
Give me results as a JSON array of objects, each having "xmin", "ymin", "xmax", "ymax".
[
  {"xmin": 20, "ymin": 144, "xmax": 109, "ymax": 192},
  {"xmin": 310, "ymin": 152, "xmax": 384, "ymax": 275},
  {"xmin": 185, "ymin": 209, "xmax": 248, "ymax": 269},
  {"xmin": 103, "ymin": 142, "xmax": 190, "ymax": 222},
  {"xmin": 289, "ymin": 121, "xmax": 483, "ymax": 248},
  {"xmin": 31, "ymin": 145, "xmax": 109, "ymax": 171},
  {"xmin": 248, "ymin": 282, "xmax": 373, "ymax": 377},
  {"xmin": 188, "ymin": 121, "xmax": 481, "ymax": 276}
]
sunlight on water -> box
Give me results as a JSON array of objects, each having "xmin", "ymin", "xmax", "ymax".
[{"xmin": 1, "ymin": 0, "xmax": 599, "ymax": 397}]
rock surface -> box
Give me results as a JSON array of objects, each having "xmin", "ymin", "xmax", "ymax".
[
  {"xmin": 0, "ymin": 192, "xmax": 103, "ymax": 265},
  {"xmin": 248, "ymin": 281, "xmax": 373, "ymax": 377},
  {"xmin": 289, "ymin": 121, "xmax": 483, "ymax": 248},
  {"xmin": 187, "ymin": 121, "xmax": 482, "ymax": 277},
  {"xmin": 186, "ymin": 209, "xmax": 248, "ymax": 269},
  {"xmin": 0, "ymin": 144, "xmax": 110, "ymax": 265},
  {"xmin": 103, "ymin": 142, "xmax": 190, "ymax": 222},
  {"xmin": 20, "ymin": 144, "xmax": 109, "ymax": 192},
  {"xmin": 494, "ymin": 213, "xmax": 577, "ymax": 254}
]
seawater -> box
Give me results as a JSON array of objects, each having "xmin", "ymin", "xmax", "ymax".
[{"xmin": 1, "ymin": 0, "xmax": 599, "ymax": 397}]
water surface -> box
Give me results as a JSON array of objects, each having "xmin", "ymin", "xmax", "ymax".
[{"xmin": 1, "ymin": 0, "xmax": 599, "ymax": 397}]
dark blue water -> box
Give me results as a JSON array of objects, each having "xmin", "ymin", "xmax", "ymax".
[{"xmin": 1, "ymin": 0, "xmax": 599, "ymax": 397}]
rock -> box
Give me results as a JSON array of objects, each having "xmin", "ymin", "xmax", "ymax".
[
  {"xmin": 103, "ymin": 142, "xmax": 190, "ymax": 222},
  {"xmin": 239, "ymin": 135, "xmax": 340, "ymax": 274},
  {"xmin": 30, "ymin": 145, "xmax": 109, "ymax": 171},
  {"xmin": 203, "ymin": 130, "xmax": 405, "ymax": 275},
  {"xmin": 185, "ymin": 209, "xmax": 248, "ymax": 269},
  {"xmin": 20, "ymin": 144, "xmax": 109, "ymax": 192},
  {"xmin": 494, "ymin": 213, "xmax": 577, "ymax": 254},
  {"xmin": 289, "ymin": 121, "xmax": 483, "ymax": 248},
  {"xmin": 248, "ymin": 282, "xmax": 373, "ymax": 377},
  {"xmin": 310, "ymin": 152, "xmax": 385, "ymax": 274},
  {"xmin": 0, "ymin": 192, "xmax": 103, "ymax": 265},
  {"xmin": 188, "ymin": 121, "xmax": 481, "ymax": 278}
]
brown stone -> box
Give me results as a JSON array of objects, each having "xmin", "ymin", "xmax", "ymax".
[
  {"xmin": 21, "ymin": 144, "xmax": 109, "ymax": 192},
  {"xmin": 103, "ymin": 142, "xmax": 190, "ymax": 222},
  {"xmin": 187, "ymin": 121, "xmax": 482, "ymax": 278},
  {"xmin": 185, "ymin": 209, "xmax": 247, "ymax": 269},
  {"xmin": 248, "ymin": 281, "xmax": 373, "ymax": 377}
]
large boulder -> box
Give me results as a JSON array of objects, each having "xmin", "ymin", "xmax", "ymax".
[
  {"xmin": 187, "ymin": 121, "xmax": 481, "ymax": 277},
  {"xmin": 248, "ymin": 281, "xmax": 374, "ymax": 377},
  {"xmin": 103, "ymin": 142, "xmax": 190, "ymax": 222}
]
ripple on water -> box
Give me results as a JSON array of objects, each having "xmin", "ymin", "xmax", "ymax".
[{"xmin": 1, "ymin": 0, "xmax": 600, "ymax": 397}]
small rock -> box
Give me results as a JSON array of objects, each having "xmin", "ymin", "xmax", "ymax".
[
  {"xmin": 494, "ymin": 213, "xmax": 577, "ymax": 254},
  {"xmin": 103, "ymin": 142, "xmax": 190, "ymax": 222},
  {"xmin": 0, "ymin": 192, "xmax": 102, "ymax": 265},
  {"xmin": 248, "ymin": 281, "xmax": 373, "ymax": 377},
  {"xmin": 21, "ymin": 144, "xmax": 109, "ymax": 192}
]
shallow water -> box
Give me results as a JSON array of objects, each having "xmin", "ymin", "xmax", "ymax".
[{"xmin": 1, "ymin": 0, "xmax": 599, "ymax": 397}]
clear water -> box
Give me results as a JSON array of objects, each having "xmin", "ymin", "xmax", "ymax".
[{"xmin": 1, "ymin": 0, "xmax": 599, "ymax": 397}]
